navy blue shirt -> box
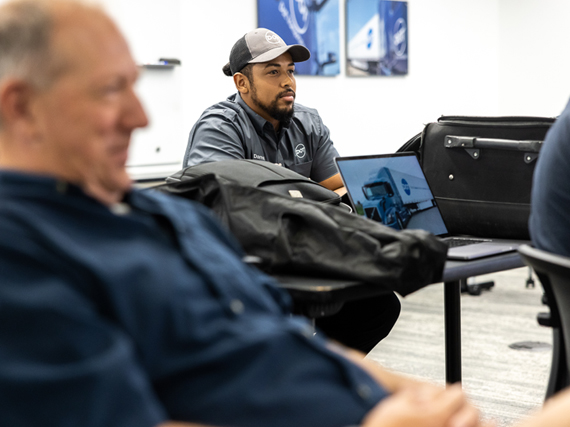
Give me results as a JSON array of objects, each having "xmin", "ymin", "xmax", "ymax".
[
  {"xmin": 530, "ymin": 99, "xmax": 570, "ymax": 256},
  {"xmin": 183, "ymin": 93, "xmax": 340, "ymax": 182},
  {"xmin": 0, "ymin": 171, "xmax": 388, "ymax": 427}
]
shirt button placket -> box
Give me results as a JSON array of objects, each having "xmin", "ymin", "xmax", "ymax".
[
  {"xmin": 230, "ymin": 299, "xmax": 245, "ymax": 315},
  {"xmin": 357, "ymin": 384, "xmax": 372, "ymax": 401}
]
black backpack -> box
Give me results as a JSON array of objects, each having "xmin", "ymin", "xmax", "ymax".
[
  {"xmin": 156, "ymin": 171, "xmax": 447, "ymax": 297},
  {"xmin": 167, "ymin": 159, "xmax": 342, "ymax": 205}
]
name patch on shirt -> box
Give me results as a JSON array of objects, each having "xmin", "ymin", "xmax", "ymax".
[{"xmin": 253, "ymin": 154, "xmax": 266, "ymax": 161}]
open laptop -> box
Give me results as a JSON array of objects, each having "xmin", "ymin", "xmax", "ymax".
[{"xmin": 334, "ymin": 152, "xmax": 521, "ymax": 260}]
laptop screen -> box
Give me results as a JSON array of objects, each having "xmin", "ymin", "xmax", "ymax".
[{"xmin": 335, "ymin": 152, "xmax": 449, "ymax": 236}]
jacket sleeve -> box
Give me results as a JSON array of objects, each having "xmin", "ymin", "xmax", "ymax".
[
  {"xmin": 307, "ymin": 112, "xmax": 340, "ymax": 183},
  {"xmin": 184, "ymin": 110, "xmax": 246, "ymax": 167}
]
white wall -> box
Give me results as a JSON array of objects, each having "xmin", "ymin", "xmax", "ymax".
[
  {"xmin": 101, "ymin": 0, "xmax": 187, "ymax": 178},
  {"xmin": 498, "ymin": 0, "xmax": 570, "ymax": 116},
  {"xmin": 1, "ymin": 0, "xmax": 568, "ymax": 178},
  {"xmin": 307, "ymin": 0, "xmax": 501, "ymax": 156}
]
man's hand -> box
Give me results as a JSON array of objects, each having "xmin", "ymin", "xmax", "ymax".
[
  {"xmin": 326, "ymin": 344, "xmax": 490, "ymax": 427},
  {"xmin": 361, "ymin": 384, "xmax": 494, "ymax": 427}
]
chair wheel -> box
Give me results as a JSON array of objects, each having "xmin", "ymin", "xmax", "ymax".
[{"xmin": 467, "ymin": 284, "xmax": 482, "ymax": 296}]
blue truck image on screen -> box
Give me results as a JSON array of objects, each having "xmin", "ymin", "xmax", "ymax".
[{"xmin": 359, "ymin": 167, "xmax": 435, "ymax": 230}]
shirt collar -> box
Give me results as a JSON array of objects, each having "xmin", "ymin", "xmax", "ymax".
[
  {"xmin": 0, "ymin": 170, "xmax": 182, "ymax": 225},
  {"xmin": 0, "ymin": 170, "xmax": 83, "ymax": 197},
  {"xmin": 0, "ymin": 170, "xmax": 136, "ymax": 210},
  {"xmin": 233, "ymin": 93, "xmax": 268, "ymax": 135}
]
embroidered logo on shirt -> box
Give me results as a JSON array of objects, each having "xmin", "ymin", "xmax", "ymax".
[
  {"xmin": 295, "ymin": 144, "xmax": 306, "ymax": 159},
  {"xmin": 253, "ymin": 153, "xmax": 266, "ymax": 160}
]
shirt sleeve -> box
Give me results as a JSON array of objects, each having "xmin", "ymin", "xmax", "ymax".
[
  {"xmin": 0, "ymin": 240, "xmax": 168, "ymax": 427},
  {"xmin": 309, "ymin": 116, "xmax": 340, "ymax": 183},
  {"xmin": 530, "ymin": 99, "xmax": 570, "ymax": 256},
  {"xmin": 184, "ymin": 110, "xmax": 246, "ymax": 167}
]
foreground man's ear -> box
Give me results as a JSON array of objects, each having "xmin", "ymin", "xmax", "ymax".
[{"xmin": 0, "ymin": 79, "xmax": 38, "ymax": 140}]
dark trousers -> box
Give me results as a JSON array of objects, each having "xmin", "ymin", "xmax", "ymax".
[{"xmin": 314, "ymin": 292, "xmax": 401, "ymax": 354}]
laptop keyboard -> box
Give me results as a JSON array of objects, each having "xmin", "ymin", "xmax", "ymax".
[{"xmin": 445, "ymin": 238, "xmax": 489, "ymax": 248}]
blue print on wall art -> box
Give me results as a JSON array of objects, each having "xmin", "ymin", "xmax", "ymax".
[
  {"xmin": 346, "ymin": 0, "xmax": 408, "ymax": 76},
  {"xmin": 257, "ymin": 0, "xmax": 340, "ymax": 76}
]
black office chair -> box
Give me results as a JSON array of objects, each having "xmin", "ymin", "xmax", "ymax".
[{"xmin": 518, "ymin": 244, "xmax": 570, "ymax": 398}]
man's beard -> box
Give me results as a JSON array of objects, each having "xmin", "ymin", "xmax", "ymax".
[{"xmin": 251, "ymin": 86, "xmax": 295, "ymax": 128}]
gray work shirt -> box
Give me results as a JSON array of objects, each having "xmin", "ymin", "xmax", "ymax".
[{"xmin": 183, "ymin": 93, "xmax": 340, "ymax": 183}]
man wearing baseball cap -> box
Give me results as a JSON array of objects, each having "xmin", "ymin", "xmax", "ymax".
[
  {"xmin": 183, "ymin": 28, "xmax": 341, "ymax": 190},
  {"xmin": 182, "ymin": 28, "xmax": 401, "ymax": 354}
]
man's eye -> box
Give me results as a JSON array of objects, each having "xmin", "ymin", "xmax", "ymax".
[
  {"xmin": 101, "ymin": 79, "xmax": 127, "ymax": 94},
  {"xmin": 104, "ymin": 85, "xmax": 120, "ymax": 93}
]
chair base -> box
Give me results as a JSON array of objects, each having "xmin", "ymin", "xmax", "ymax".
[{"xmin": 461, "ymin": 279, "xmax": 494, "ymax": 296}]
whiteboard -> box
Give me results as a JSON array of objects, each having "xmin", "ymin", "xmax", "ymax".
[{"xmin": 102, "ymin": 0, "xmax": 185, "ymax": 180}]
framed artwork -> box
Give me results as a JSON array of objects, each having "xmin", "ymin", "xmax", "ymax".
[
  {"xmin": 257, "ymin": 0, "xmax": 340, "ymax": 76},
  {"xmin": 346, "ymin": 0, "xmax": 408, "ymax": 76}
]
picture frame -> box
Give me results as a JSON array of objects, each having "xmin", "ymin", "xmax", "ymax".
[
  {"xmin": 346, "ymin": 0, "xmax": 408, "ymax": 76},
  {"xmin": 257, "ymin": 0, "xmax": 340, "ymax": 76}
]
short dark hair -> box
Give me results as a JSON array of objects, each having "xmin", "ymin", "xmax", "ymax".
[{"xmin": 238, "ymin": 64, "xmax": 254, "ymax": 83}]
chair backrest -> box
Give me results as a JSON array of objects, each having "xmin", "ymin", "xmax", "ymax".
[
  {"xmin": 518, "ymin": 245, "xmax": 570, "ymax": 329},
  {"xmin": 518, "ymin": 244, "xmax": 570, "ymax": 397}
]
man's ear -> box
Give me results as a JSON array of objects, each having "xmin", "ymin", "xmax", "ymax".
[
  {"xmin": 233, "ymin": 72, "xmax": 250, "ymax": 95},
  {"xmin": 0, "ymin": 79, "xmax": 36, "ymax": 127},
  {"xmin": 0, "ymin": 79, "xmax": 42, "ymax": 143}
]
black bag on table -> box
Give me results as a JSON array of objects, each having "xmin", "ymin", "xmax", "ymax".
[
  {"xmin": 156, "ymin": 173, "xmax": 447, "ymax": 297},
  {"xmin": 398, "ymin": 116, "xmax": 556, "ymax": 240},
  {"xmin": 167, "ymin": 159, "xmax": 342, "ymax": 205}
]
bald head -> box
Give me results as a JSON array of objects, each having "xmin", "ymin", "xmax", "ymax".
[
  {"xmin": 0, "ymin": 0, "xmax": 52, "ymax": 92},
  {"xmin": 0, "ymin": 0, "xmax": 113, "ymax": 129},
  {"xmin": 0, "ymin": 1, "xmax": 102, "ymax": 86},
  {"xmin": 0, "ymin": 0, "xmax": 148, "ymax": 205}
]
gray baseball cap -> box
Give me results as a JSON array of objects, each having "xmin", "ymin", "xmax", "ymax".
[{"xmin": 223, "ymin": 28, "xmax": 311, "ymax": 76}]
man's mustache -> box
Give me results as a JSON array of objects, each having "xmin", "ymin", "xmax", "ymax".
[{"xmin": 278, "ymin": 89, "xmax": 296, "ymax": 99}]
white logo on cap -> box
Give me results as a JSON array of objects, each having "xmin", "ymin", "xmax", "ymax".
[
  {"xmin": 295, "ymin": 144, "xmax": 306, "ymax": 159},
  {"xmin": 265, "ymin": 31, "xmax": 281, "ymax": 44}
]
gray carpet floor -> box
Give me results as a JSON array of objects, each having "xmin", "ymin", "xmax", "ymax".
[{"xmin": 367, "ymin": 267, "xmax": 553, "ymax": 427}]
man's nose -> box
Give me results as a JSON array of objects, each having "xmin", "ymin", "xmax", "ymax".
[
  {"xmin": 281, "ymin": 74, "xmax": 293, "ymax": 87},
  {"xmin": 123, "ymin": 87, "xmax": 149, "ymax": 130}
]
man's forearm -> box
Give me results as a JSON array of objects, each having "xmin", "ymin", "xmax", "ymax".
[
  {"xmin": 516, "ymin": 387, "xmax": 570, "ymax": 427},
  {"xmin": 329, "ymin": 343, "xmax": 420, "ymax": 392},
  {"xmin": 319, "ymin": 173, "xmax": 345, "ymax": 194}
]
